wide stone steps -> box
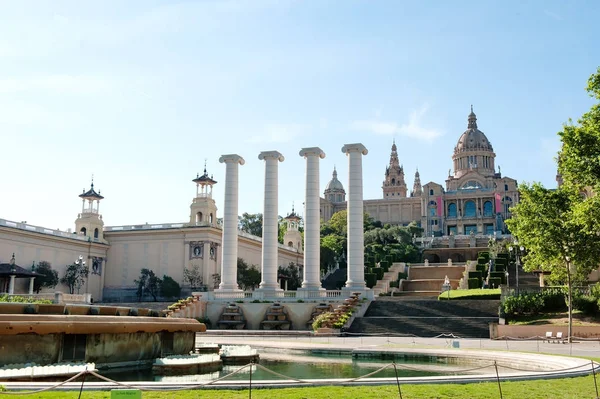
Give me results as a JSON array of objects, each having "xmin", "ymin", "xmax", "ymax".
[
  {"xmin": 347, "ymin": 299, "xmax": 499, "ymax": 338},
  {"xmin": 348, "ymin": 317, "xmax": 495, "ymax": 338}
]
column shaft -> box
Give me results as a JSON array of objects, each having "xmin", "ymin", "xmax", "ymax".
[
  {"xmin": 218, "ymin": 154, "xmax": 245, "ymax": 291},
  {"xmin": 342, "ymin": 143, "xmax": 368, "ymax": 290},
  {"xmin": 8, "ymin": 275, "xmax": 16, "ymax": 295},
  {"xmin": 299, "ymin": 148, "xmax": 325, "ymax": 290},
  {"xmin": 29, "ymin": 277, "xmax": 35, "ymax": 295},
  {"xmin": 258, "ymin": 151, "xmax": 284, "ymax": 291}
]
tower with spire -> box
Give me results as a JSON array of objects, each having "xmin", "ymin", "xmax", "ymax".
[
  {"xmin": 282, "ymin": 205, "xmax": 303, "ymax": 253},
  {"xmin": 382, "ymin": 140, "xmax": 407, "ymax": 198},
  {"xmin": 190, "ymin": 162, "xmax": 218, "ymax": 226},
  {"xmin": 411, "ymin": 169, "xmax": 422, "ymax": 197},
  {"xmin": 75, "ymin": 177, "xmax": 105, "ymax": 241}
]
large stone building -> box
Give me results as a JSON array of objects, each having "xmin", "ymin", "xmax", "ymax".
[
  {"xmin": 321, "ymin": 108, "xmax": 519, "ymax": 238},
  {"xmin": 0, "ymin": 166, "xmax": 302, "ymax": 302}
]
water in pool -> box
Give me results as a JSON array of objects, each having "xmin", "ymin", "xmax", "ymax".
[{"xmin": 99, "ymin": 350, "xmax": 485, "ymax": 383}]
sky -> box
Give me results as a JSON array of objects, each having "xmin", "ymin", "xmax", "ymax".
[{"xmin": 1, "ymin": 0, "xmax": 599, "ymax": 231}]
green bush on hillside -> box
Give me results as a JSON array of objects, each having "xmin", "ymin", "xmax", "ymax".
[{"xmin": 467, "ymin": 278, "xmax": 480, "ymax": 289}]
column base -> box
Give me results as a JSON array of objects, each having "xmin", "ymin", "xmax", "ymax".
[
  {"xmin": 341, "ymin": 286, "xmax": 370, "ymax": 297},
  {"xmin": 254, "ymin": 287, "xmax": 283, "ymax": 299},
  {"xmin": 216, "ymin": 284, "xmax": 242, "ymax": 292},
  {"xmin": 296, "ymin": 286, "xmax": 325, "ymax": 299}
]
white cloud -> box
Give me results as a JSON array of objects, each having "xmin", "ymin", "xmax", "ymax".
[
  {"xmin": 247, "ymin": 123, "xmax": 305, "ymax": 143},
  {"xmin": 351, "ymin": 104, "xmax": 443, "ymax": 141}
]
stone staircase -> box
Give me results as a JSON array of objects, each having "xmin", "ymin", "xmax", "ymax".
[
  {"xmin": 347, "ymin": 297, "xmax": 499, "ymax": 338},
  {"xmin": 396, "ymin": 264, "xmax": 466, "ymax": 297}
]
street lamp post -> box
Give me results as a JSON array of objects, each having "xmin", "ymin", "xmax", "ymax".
[{"xmin": 509, "ymin": 242, "xmax": 524, "ymax": 293}]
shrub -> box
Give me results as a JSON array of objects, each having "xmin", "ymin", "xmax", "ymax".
[
  {"xmin": 312, "ymin": 312, "xmax": 334, "ymax": 331},
  {"xmin": 372, "ymin": 267, "xmax": 384, "ymax": 280},
  {"xmin": 488, "ymin": 277, "xmax": 502, "ymax": 288},
  {"xmin": 297, "ymin": 299, "xmax": 305, "ymax": 303},
  {"xmin": 128, "ymin": 308, "xmax": 139, "ymax": 316},
  {"xmin": 490, "ymin": 272, "xmax": 506, "ymax": 285},
  {"xmin": 540, "ymin": 288, "xmax": 567, "ymax": 312},
  {"xmin": 379, "ymin": 261, "xmax": 389, "ymax": 272},
  {"xmin": 88, "ymin": 307, "xmax": 100, "ymax": 315},
  {"xmin": 468, "ymin": 271, "xmax": 482, "ymax": 279},
  {"xmin": 502, "ymin": 293, "xmax": 544, "ymax": 317},
  {"xmin": 468, "ymin": 278, "xmax": 480, "ymax": 289},
  {"xmin": 389, "ymin": 281, "xmax": 399, "ymax": 288},
  {"xmin": 365, "ymin": 273, "xmax": 377, "ymax": 288},
  {"xmin": 149, "ymin": 310, "xmax": 160, "ymax": 317},
  {"xmin": 573, "ymin": 294, "xmax": 598, "ymax": 315},
  {"xmin": 160, "ymin": 275, "xmax": 181, "ymax": 299},
  {"xmin": 397, "ymin": 272, "xmax": 408, "ymax": 280}
]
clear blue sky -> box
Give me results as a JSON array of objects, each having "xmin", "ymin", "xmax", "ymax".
[{"xmin": 1, "ymin": 0, "xmax": 599, "ymax": 230}]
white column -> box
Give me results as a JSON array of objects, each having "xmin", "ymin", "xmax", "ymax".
[
  {"xmin": 257, "ymin": 151, "xmax": 285, "ymax": 292},
  {"xmin": 29, "ymin": 277, "xmax": 35, "ymax": 295},
  {"xmin": 8, "ymin": 275, "xmax": 16, "ymax": 294},
  {"xmin": 342, "ymin": 143, "xmax": 368, "ymax": 291},
  {"xmin": 217, "ymin": 154, "xmax": 245, "ymax": 292},
  {"xmin": 298, "ymin": 147, "xmax": 326, "ymax": 291}
]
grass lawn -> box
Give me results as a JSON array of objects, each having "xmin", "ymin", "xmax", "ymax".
[
  {"xmin": 438, "ymin": 288, "xmax": 501, "ymax": 300},
  {"xmin": 4, "ymin": 375, "xmax": 599, "ymax": 399}
]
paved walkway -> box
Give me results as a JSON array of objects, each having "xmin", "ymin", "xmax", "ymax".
[{"xmin": 199, "ymin": 332, "xmax": 600, "ymax": 359}]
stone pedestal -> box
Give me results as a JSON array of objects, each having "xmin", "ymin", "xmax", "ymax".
[
  {"xmin": 217, "ymin": 154, "xmax": 245, "ymax": 292},
  {"xmin": 29, "ymin": 277, "xmax": 35, "ymax": 295},
  {"xmin": 298, "ymin": 147, "xmax": 326, "ymax": 292},
  {"xmin": 257, "ymin": 151, "xmax": 285, "ymax": 293},
  {"xmin": 342, "ymin": 143, "xmax": 368, "ymax": 290}
]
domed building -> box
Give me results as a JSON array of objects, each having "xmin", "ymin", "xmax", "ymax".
[{"xmin": 320, "ymin": 107, "xmax": 519, "ymax": 262}]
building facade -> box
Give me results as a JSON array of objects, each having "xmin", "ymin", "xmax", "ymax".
[
  {"xmin": 0, "ymin": 167, "xmax": 302, "ymax": 302},
  {"xmin": 320, "ymin": 108, "xmax": 519, "ymax": 237}
]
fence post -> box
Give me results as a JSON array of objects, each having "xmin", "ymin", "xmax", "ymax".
[{"xmin": 494, "ymin": 361, "xmax": 503, "ymax": 399}]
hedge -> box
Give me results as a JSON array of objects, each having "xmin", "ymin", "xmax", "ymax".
[
  {"xmin": 439, "ymin": 288, "xmax": 501, "ymax": 300},
  {"xmin": 373, "ymin": 267, "xmax": 384, "ymax": 280},
  {"xmin": 488, "ymin": 277, "xmax": 502, "ymax": 288},
  {"xmin": 490, "ymin": 271, "xmax": 506, "ymax": 284},
  {"xmin": 365, "ymin": 273, "xmax": 377, "ymax": 288},
  {"xmin": 468, "ymin": 271, "xmax": 482, "ymax": 279},
  {"xmin": 468, "ymin": 278, "xmax": 481, "ymax": 289}
]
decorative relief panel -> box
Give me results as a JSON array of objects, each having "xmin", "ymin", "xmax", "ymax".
[{"xmin": 189, "ymin": 241, "xmax": 204, "ymax": 260}]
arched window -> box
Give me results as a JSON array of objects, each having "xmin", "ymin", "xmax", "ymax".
[
  {"xmin": 447, "ymin": 203, "xmax": 457, "ymax": 218},
  {"xmin": 196, "ymin": 212, "xmax": 203, "ymax": 224},
  {"xmin": 391, "ymin": 178, "xmax": 396, "ymax": 185},
  {"xmin": 461, "ymin": 180, "xmax": 482, "ymax": 189},
  {"xmin": 429, "ymin": 189, "xmax": 434, "ymax": 196},
  {"xmin": 504, "ymin": 184, "xmax": 509, "ymax": 191},
  {"xmin": 288, "ymin": 241, "xmax": 293, "ymax": 247},
  {"xmin": 210, "ymin": 213, "xmax": 214, "ymax": 224},
  {"xmin": 80, "ymin": 227, "xmax": 87, "ymax": 236},
  {"xmin": 94, "ymin": 228, "xmax": 99, "ymax": 239},
  {"xmin": 483, "ymin": 201, "xmax": 493, "ymax": 217},
  {"xmin": 464, "ymin": 200, "xmax": 476, "ymax": 217}
]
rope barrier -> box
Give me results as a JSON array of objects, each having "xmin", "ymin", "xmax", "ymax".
[{"xmin": 2, "ymin": 358, "xmax": 596, "ymax": 395}]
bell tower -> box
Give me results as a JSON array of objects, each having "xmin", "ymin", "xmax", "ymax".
[
  {"xmin": 283, "ymin": 205, "xmax": 303, "ymax": 253},
  {"xmin": 382, "ymin": 140, "xmax": 407, "ymax": 198},
  {"xmin": 190, "ymin": 162, "xmax": 218, "ymax": 226},
  {"xmin": 75, "ymin": 178, "xmax": 105, "ymax": 241}
]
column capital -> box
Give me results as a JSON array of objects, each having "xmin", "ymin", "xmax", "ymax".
[
  {"xmin": 258, "ymin": 151, "xmax": 285, "ymax": 162},
  {"xmin": 219, "ymin": 154, "xmax": 245, "ymax": 165},
  {"xmin": 299, "ymin": 147, "xmax": 326, "ymax": 159},
  {"xmin": 342, "ymin": 143, "xmax": 368, "ymax": 155}
]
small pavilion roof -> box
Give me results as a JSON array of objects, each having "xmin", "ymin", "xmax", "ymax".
[
  {"xmin": 0, "ymin": 262, "xmax": 40, "ymax": 278},
  {"xmin": 193, "ymin": 165, "xmax": 217, "ymax": 185},
  {"xmin": 79, "ymin": 182, "xmax": 104, "ymax": 200}
]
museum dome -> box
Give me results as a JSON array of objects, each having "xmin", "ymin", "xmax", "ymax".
[
  {"xmin": 325, "ymin": 167, "xmax": 344, "ymax": 192},
  {"xmin": 454, "ymin": 107, "xmax": 494, "ymax": 154}
]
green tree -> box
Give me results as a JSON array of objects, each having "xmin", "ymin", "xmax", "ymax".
[
  {"xmin": 506, "ymin": 183, "xmax": 600, "ymax": 342},
  {"xmin": 321, "ymin": 234, "xmax": 346, "ymax": 271},
  {"xmin": 183, "ymin": 264, "xmax": 204, "ymax": 289},
  {"xmin": 33, "ymin": 261, "xmax": 59, "ymax": 294},
  {"xmin": 237, "ymin": 258, "xmax": 261, "ymax": 290},
  {"xmin": 160, "ymin": 275, "xmax": 181, "ymax": 299},
  {"xmin": 557, "ymin": 67, "xmax": 600, "ymax": 189},
  {"xmin": 60, "ymin": 260, "xmax": 89, "ymax": 294},
  {"xmin": 278, "ymin": 262, "xmax": 302, "ymax": 290},
  {"xmin": 134, "ymin": 268, "xmax": 162, "ymax": 302},
  {"xmin": 239, "ymin": 212, "xmax": 263, "ymax": 237}
]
